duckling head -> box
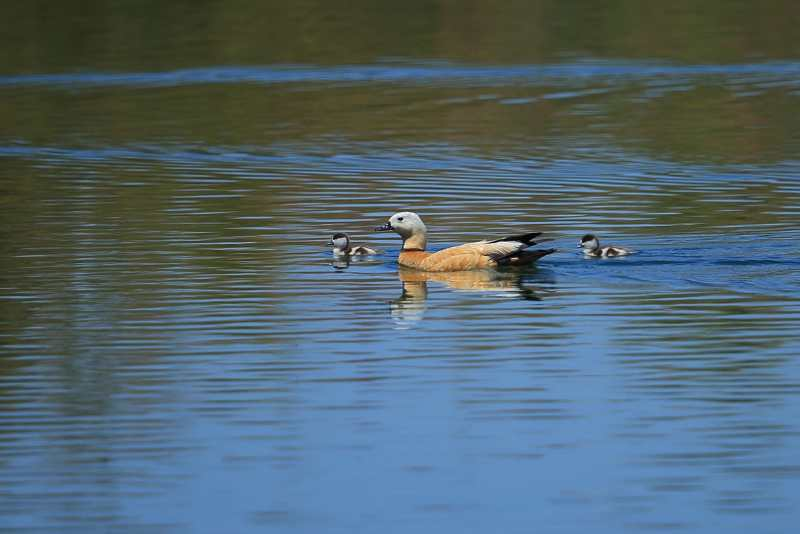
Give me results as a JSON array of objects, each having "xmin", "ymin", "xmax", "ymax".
[
  {"xmin": 375, "ymin": 211, "xmax": 427, "ymax": 250},
  {"xmin": 327, "ymin": 233, "xmax": 350, "ymax": 255},
  {"xmin": 579, "ymin": 234, "xmax": 600, "ymax": 250}
]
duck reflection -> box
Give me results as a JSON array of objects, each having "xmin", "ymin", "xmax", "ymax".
[
  {"xmin": 331, "ymin": 257, "xmax": 351, "ymax": 270},
  {"xmin": 391, "ymin": 267, "xmax": 553, "ymax": 328},
  {"xmin": 329, "ymin": 255, "xmax": 382, "ymax": 270}
]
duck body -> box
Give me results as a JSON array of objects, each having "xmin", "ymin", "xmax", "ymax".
[
  {"xmin": 582, "ymin": 246, "xmax": 630, "ymax": 258},
  {"xmin": 376, "ymin": 212, "xmax": 555, "ymax": 272},
  {"xmin": 578, "ymin": 234, "xmax": 632, "ymax": 258},
  {"xmin": 349, "ymin": 246, "xmax": 378, "ymax": 256},
  {"xmin": 328, "ymin": 233, "xmax": 378, "ymax": 256},
  {"xmin": 397, "ymin": 238, "xmax": 555, "ymax": 271}
]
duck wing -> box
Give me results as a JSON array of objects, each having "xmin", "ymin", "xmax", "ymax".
[
  {"xmin": 497, "ymin": 248, "xmax": 557, "ymax": 266},
  {"xmin": 487, "ymin": 232, "xmax": 542, "ymax": 246}
]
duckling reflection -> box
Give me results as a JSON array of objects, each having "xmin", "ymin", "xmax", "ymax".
[
  {"xmin": 331, "ymin": 256, "xmax": 352, "ymax": 270},
  {"xmin": 390, "ymin": 267, "xmax": 550, "ymax": 328},
  {"xmin": 329, "ymin": 253, "xmax": 383, "ymax": 271}
]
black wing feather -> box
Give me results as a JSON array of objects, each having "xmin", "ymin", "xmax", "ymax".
[
  {"xmin": 488, "ymin": 232, "xmax": 542, "ymax": 246},
  {"xmin": 496, "ymin": 248, "xmax": 557, "ymax": 265}
]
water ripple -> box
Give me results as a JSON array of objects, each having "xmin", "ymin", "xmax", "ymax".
[{"xmin": 2, "ymin": 61, "xmax": 800, "ymax": 89}]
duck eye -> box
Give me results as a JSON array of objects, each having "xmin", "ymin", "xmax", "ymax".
[{"xmin": 398, "ymin": 217, "xmax": 404, "ymax": 222}]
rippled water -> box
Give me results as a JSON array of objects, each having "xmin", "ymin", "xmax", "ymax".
[{"xmin": 3, "ymin": 3, "xmax": 800, "ymax": 533}]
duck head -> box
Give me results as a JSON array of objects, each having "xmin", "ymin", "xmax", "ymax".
[
  {"xmin": 327, "ymin": 233, "xmax": 350, "ymax": 254},
  {"xmin": 578, "ymin": 234, "xmax": 600, "ymax": 251},
  {"xmin": 375, "ymin": 211, "xmax": 427, "ymax": 250}
]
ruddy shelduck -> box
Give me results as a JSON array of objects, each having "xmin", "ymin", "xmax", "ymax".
[{"xmin": 375, "ymin": 211, "xmax": 555, "ymax": 271}]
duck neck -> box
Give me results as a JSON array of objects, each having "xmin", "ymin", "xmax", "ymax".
[{"xmin": 402, "ymin": 233, "xmax": 427, "ymax": 251}]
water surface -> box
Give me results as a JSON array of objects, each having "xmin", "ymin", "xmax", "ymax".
[{"xmin": 2, "ymin": 2, "xmax": 800, "ymax": 533}]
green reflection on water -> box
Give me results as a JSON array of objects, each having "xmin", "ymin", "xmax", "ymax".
[{"xmin": 3, "ymin": 0, "xmax": 800, "ymax": 72}]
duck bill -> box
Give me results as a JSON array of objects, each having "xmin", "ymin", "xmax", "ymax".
[
  {"xmin": 326, "ymin": 240, "xmax": 334, "ymax": 247},
  {"xmin": 374, "ymin": 223, "xmax": 393, "ymax": 232}
]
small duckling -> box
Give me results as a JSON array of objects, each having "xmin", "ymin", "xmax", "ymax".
[
  {"xmin": 327, "ymin": 233, "xmax": 378, "ymax": 256},
  {"xmin": 578, "ymin": 234, "xmax": 633, "ymax": 258}
]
